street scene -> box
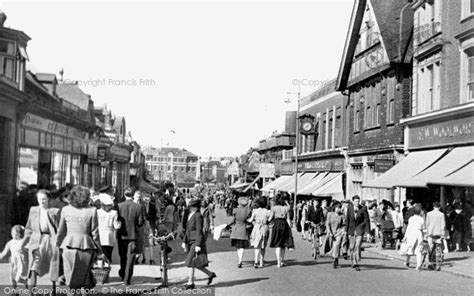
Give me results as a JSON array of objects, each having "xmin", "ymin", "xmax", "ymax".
[{"xmin": 0, "ymin": 0, "xmax": 473, "ymax": 295}]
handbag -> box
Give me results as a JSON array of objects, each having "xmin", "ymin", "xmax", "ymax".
[
  {"xmin": 192, "ymin": 252, "xmax": 209, "ymax": 268},
  {"xmin": 398, "ymin": 241, "xmax": 409, "ymax": 256}
]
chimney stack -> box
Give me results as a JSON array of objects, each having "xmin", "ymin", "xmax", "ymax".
[{"xmin": 0, "ymin": 9, "xmax": 7, "ymax": 27}]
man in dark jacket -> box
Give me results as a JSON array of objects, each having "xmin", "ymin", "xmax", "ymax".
[
  {"xmin": 346, "ymin": 195, "xmax": 371, "ymax": 271},
  {"xmin": 117, "ymin": 187, "xmax": 144, "ymax": 285}
]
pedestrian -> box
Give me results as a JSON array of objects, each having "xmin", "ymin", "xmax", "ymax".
[
  {"xmin": 0, "ymin": 225, "xmax": 28, "ymax": 289},
  {"xmin": 247, "ymin": 197, "xmax": 272, "ymax": 268},
  {"xmin": 22, "ymin": 189, "xmax": 61, "ymax": 288},
  {"xmin": 163, "ymin": 197, "xmax": 177, "ymax": 233},
  {"xmin": 269, "ymin": 194, "xmax": 294, "ymax": 268},
  {"xmin": 345, "ymin": 195, "xmax": 371, "ymax": 271},
  {"xmin": 403, "ymin": 206, "xmax": 425, "ymax": 270},
  {"xmin": 56, "ymin": 185, "xmax": 105, "ymax": 292},
  {"xmin": 453, "ymin": 204, "xmax": 468, "ymax": 252},
  {"xmin": 117, "ymin": 187, "xmax": 144, "ymax": 285},
  {"xmin": 182, "ymin": 199, "xmax": 216, "ymax": 289},
  {"xmin": 97, "ymin": 193, "xmax": 122, "ymax": 263},
  {"xmin": 133, "ymin": 190, "xmax": 148, "ymax": 264},
  {"xmin": 300, "ymin": 200, "xmax": 309, "ymax": 240},
  {"xmin": 425, "ymin": 201, "xmax": 448, "ymax": 266},
  {"xmin": 445, "ymin": 203, "xmax": 456, "ymax": 251},
  {"xmin": 326, "ymin": 202, "xmax": 346, "ymax": 269},
  {"xmin": 390, "ymin": 203, "xmax": 404, "ymax": 250},
  {"xmin": 230, "ymin": 196, "xmax": 251, "ymax": 268},
  {"xmin": 201, "ymin": 199, "xmax": 213, "ymax": 237}
]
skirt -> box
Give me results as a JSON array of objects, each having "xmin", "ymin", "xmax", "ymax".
[
  {"xmin": 184, "ymin": 243, "xmax": 208, "ymax": 268},
  {"xmin": 231, "ymin": 239, "xmax": 249, "ymax": 249},
  {"xmin": 269, "ymin": 219, "xmax": 294, "ymax": 249},
  {"xmin": 62, "ymin": 248, "xmax": 96, "ymax": 289},
  {"xmin": 28, "ymin": 234, "xmax": 55, "ymax": 278}
]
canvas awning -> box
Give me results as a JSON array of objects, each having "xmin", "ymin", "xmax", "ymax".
[
  {"xmin": 260, "ymin": 175, "xmax": 292, "ymax": 192},
  {"xmin": 273, "ymin": 173, "xmax": 301, "ymax": 191},
  {"xmin": 396, "ymin": 146, "xmax": 474, "ymax": 188},
  {"xmin": 298, "ymin": 172, "xmax": 331, "ymax": 195},
  {"xmin": 312, "ymin": 173, "xmax": 344, "ymax": 200},
  {"xmin": 229, "ymin": 179, "xmax": 249, "ymax": 189},
  {"xmin": 287, "ymin": 173, "xmax": 318, "ymax": 194},
  {"xmin": 362, "ymin": 148, "xmax": 448, "ymax": 189},
  {"xmin": 278, "ymin": 173, "xmax": 306, "ymax": 193},
  {"xmin": 428, "ymin": 161, "xmax": 474, "ymax": 187},
  {"xmin": 139, "ymin": 180, "xmax": 158, "ymax": 193}
]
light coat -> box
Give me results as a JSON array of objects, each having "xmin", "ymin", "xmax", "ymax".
[
  {"xmin": 425, "ymin": 208, "xmax": 446, "ymax": 237},
  {"xmin": 97, "ymin": 208, "xmax": 121, "ymax": 246}
]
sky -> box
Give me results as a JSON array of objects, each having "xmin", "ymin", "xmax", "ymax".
[{"xmin": 1, "ymin": 0, "xmax": 353, "ymax": 158}]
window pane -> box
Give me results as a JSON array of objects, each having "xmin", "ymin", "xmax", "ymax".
[
  {"xmin": 471, "ymin": 0, "xmax": 474, "ymax": 13},
  {"xmin": 18, "ymin": 148, "xmax": 39, "ymax": 186},
  {"xmin": 469, "ymin": 57, "xmax": 474, "ymax": 82},
  {"xmin": 0, "ymin": 40, "xmax": 14, "ymax": 55}
]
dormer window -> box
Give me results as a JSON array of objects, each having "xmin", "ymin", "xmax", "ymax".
[{"xmin": 0, "ymin": 39, "xmax": 15, "ymax": 81}]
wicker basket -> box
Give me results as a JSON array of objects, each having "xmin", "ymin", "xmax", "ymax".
[{"xmin": 91, "ymin": 266, "xmax": 110, "ymax": 285}]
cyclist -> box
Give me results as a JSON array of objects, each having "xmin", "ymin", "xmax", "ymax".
[
  {"xmin": 425, "ymin": 202, "xmax": 446, "ymax": 270},
  {"xmin": 308, "ymin": 198, "xmax": 325, "ymax": 259}
]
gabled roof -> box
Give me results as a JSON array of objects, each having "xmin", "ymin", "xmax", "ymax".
[
  {"xmin": 56, "ymin": 83, "xmax": 91, "ymax": 111},
  {"xmin": 336, "ymin": 0, "xmax": 413, "ymax": 91},
  {"xmin": 35, "ymin": 73, "xmax": 57, "ymax": 83}
]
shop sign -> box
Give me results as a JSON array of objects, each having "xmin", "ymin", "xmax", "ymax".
[
  {"xmin": 374, "ymin": 159, "xmax": 394, "ymax": 173},
  {"xmin": 110, "ymin": 145, "xmax": 131, "ymax": 159},
  {"xmin": 298, "ymin": 158, "xmax": 344, "ymax": 172},
  {"xmin": 23, "ymin": 113, "xmax": 87, "ymax": 139},
  {"xmin": 409, "ymin": 115, "xmax": 474, "ymax": 149},
  {"xmin": 259, "ymin": 163, "xmax": 275, "ymax": 178},
  {"xmin": 280, "ymin": 162, "xmax": 294, "ymax": 174}
]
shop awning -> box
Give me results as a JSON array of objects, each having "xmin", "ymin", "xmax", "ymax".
[
  {"xmin": 396, "ymin": 146, "xmax": 474, "ymax": 188},
  {"xmin": 260, "ymin": 175, "xmax": 292, "ymax": 192},
  {"xmin": 428, "ymin": 161, "xmax": 474, "ymax": 187},
  {"xmin": 362, "ymin": 148, "xmax": 448, "ymax": 189},
  {"xmin": 139, "ymin": 180, "xmax": 158, "ymax": 193},
  {"xmin": 312, "ymin": 173, "xmax": 344, "ymax": 200},
  {"xmin": 229, "ymin": 179, "xmax": 249, "ymax": 189},
  {"xmin": 287, "ymin": 173, "xmax": 318, "ymax": 194},
  {"xmin": 273, "ymin": 173, "xmax": 301, "ymax": 192},
  {"xmin": 278, "ymin": 173, "xmax": 307, "ymax": 192},
  {"xmin": 298, "ymin": 172, "xmax": 330, "ymax": 195}
]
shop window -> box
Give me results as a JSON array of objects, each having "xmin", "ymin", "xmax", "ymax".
[
  {"xmin": 17, "ymin": 147, "xmax": 39, "ymax": 187},
  {"xmin": 71, "ymin": 155, "xmax": 81, "ymax": 185}
]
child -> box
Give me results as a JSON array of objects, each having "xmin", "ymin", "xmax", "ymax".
[{"xmin": 0, "ymin": 225, "xmax": 28, "ymax": 288}]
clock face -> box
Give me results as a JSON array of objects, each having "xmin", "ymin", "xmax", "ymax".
[{"xmin": 302, "ymin": 122, "xmax": 313, "ymax": 131}]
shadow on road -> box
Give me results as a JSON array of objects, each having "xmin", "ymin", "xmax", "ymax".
[
  {"xmin": 358, "ymin": 264, "xmax": 408, "ymax": 270},
  {"xmin": 214, "ymin": 277, "xmax": 270, "ymax": 288}
]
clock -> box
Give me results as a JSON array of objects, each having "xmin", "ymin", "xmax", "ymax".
[{"xmin": 302, "ymin": 122, "xmax": 313, "ymax": 132}]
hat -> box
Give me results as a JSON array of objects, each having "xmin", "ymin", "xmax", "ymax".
[
  {"xmin": 189, "ymin": 199, "xmax": 201, "ymax": 208},
  {"xmin": 99, "ymin": 193, "xmax": 114, "ymax": 206},
  {"xmin": 98, "ymin": 186, "xmax": 110, "ymax": 193},
  {"xmin": 238, "ymin": 197, "xmax": 249, "ymax": 206}
]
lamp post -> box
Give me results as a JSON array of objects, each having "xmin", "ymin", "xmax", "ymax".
[{"xmin": 287, "ymin": 83, "xmax": 301, "ymax": 224}]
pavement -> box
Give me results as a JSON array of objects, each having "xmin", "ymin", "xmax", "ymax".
[{"xmin": 0, "ymin": 208, "xmax": 473, "ymax": 295}]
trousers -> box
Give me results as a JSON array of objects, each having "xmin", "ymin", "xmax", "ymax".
[
  {"xmin": 118, "ymin": 239, "xmax": 137, "ymax": 284},
  {"xmin": 348, "ymin": 234, "xmax": 363, "ymax": 266}
]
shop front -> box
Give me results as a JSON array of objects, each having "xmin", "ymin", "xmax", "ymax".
[
  {"xmin": 108, "ymin": 143, "xmax": 132, "ymax": 200},
  {"xmin": 16, "ymin": 113, "xmax": 89, "ymax": 189}
]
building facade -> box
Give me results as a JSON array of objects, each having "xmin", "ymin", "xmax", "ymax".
[
  {"xmin": 144, "ymin": 146, "xmax": 198, "ymax": 187},
  {"xmin": 398, "ymin": 0, "xmax": 474, "ymax": 207},
  {"xmin": 336, "ymin": 0, "xmax": 413, "ymax": 203}
]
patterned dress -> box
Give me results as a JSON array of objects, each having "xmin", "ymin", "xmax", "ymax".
[{"xmin": 249, "ymin": 208, "xmax": 273, "ymax": 249}]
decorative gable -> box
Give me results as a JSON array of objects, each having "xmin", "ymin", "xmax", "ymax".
[{"xmin": 347, "ymin": 0, "xmax": 390, "ymax": 83}]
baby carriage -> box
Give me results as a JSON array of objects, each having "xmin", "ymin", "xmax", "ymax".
[{"xmin": 380, "ymin": 220, "xmax": 396, "ymax": 249}]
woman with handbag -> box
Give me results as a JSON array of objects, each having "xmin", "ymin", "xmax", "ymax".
[
  {"xmin": 56, "ymin": 185, "xmax": 105, "ymax": 292},
  {"xmin": 230, "ymin": 197, "xmax": 251, "ymax": 268},
  {"xmin": 182, "ymin": 199, "xmax": 216, "ymax": 290}
]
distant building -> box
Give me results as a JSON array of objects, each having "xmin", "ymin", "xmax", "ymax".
[{"xmin": 143, "ymin": 146, "xmax": 198, "ymax": 187}]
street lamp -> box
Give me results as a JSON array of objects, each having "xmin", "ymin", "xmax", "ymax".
[{"xmin": 287, "ymin": 83, "xmax": 301, "ymax": 225}]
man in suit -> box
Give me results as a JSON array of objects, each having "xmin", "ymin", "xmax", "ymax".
[
  {"xmin": 426, "ymin": 202, "xmax": 447, "ymax": 261},
  {"xmin": 345, "ymin": 195, "xmax": 371, "ymax": 271},
  {"xmin": 117, "ymin": 187, "xmax": 144, "ymax": 285},
  {"xmin": 307, "ymin": 198, "xmax": 325, "ymax": 241}
]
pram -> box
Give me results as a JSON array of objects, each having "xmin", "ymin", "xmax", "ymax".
[{"xmin": 380, "ymin": 220, "xmax": 396, "ymax": 249}]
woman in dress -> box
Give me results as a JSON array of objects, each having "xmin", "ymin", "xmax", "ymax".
[
  {"xmin": 230, "ymin": 197, "xmax": 251, "ymax": 268},
  {"xmin": 269, "ymin": 194, "xmax": 294, "ymax": 268},
  {"xmin": 300, "ymin": 201, "xmax": 309, "ymax": 240},
  {"xmin": 326, "ymin": 202, "xmax": 346, "ymax": 269},
  {"xmin": 403, "ymin": 206, "xmax": 425, "ymax": 270},
  {"xmin": 22, "ymin": 189, "xmax": 61, "ymax": 289},
  {"xmin": 56, "ymin": 185, "xmax": 104, "ymax": 291},
  {"xmin": 248, "ymin": 197, "xmax": 272, "ymax": 268},
  {"xmin": 182, "ymin": 199, "xmax": 216, "ymax": 289},
  {"xmin": 97, "ymin": 193, "xmax": 121, "ymax": 262}
]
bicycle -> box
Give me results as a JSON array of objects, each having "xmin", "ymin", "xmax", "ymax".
[
  {"xmin": 427, "ymin": 235, "xmax": 444, "ymax": 271},
  {"xmin": 151, "ymin": 231, "xmax": 176, "ymax": 287},
  {"xmin": 309, "ymin": 223, "xmax": 321, "ymax": 261}
]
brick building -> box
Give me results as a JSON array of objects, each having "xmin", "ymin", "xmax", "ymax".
[
  {"xmin": 336, "ymin": 0, "xmax": 414, "ymax": 203},
  {"xmin": 366, "ymin": 0, "xmax": 474, "ymax": 215}
]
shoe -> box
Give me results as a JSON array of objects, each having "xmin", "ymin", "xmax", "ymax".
[
  {"xmin": 237, "ymin": 263, "xmax": 242, "ymax": 268},
  {"xmin": 277, "ymin": 262, "xmax": 281, "ymax": 268},
  {"xmin": 150, "ymin": 259, "xmax": 156, "ymax": 265},
  {"xmin": 124, "ymin": 281, "xmax": 131, "ymax": 285},
  {"xmin": 343, "ymin": 253, "xmax": 348, "ymax": 260},
  {"xmin": 289, "ymin": 248, "xmax": 295, "ymax": 252},
  {"xmin": 353, "ymin": 265, "xmax": 360, "ymax": 271},
  {"xmin": 207, "ymin": 273, "xmax": 216, "ymax": 285},
  {"xmin": 185, "ymin": 283, "xmax": 195, "ymax": 290},
  {"xmin": 280, "ymin": 262, "xmax": 287, "ymax": 267},
  {"xmin": 404, "ymin": 262, "xmax": 410, "ymax": 268},
  {"xmin": 254, "ymin": 263, "xmax": 259, "ymax": 268},
  {"xmin": 141, "ymin": 257, "xmax": 146, "ymax": 264},
  {"xmin": 333, "ymin": 259, "xmax": 337, "ymax": 269}
]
